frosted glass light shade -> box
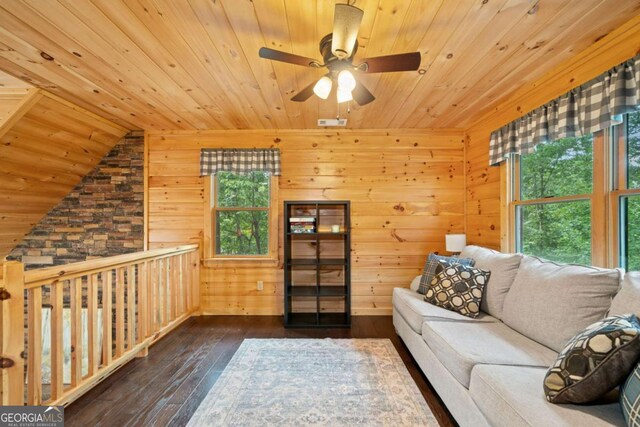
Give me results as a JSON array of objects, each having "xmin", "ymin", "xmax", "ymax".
[
  {"xmin": 331, "ymin": 4, "xmax": 364, "ymax": 59},
  {"xmin": 337, "ymin": 87, "xmax": 353, "ymax": 103},
  {"xmin": 446, "ymin": 234, "xmax": 467, "ymax": 252},
  {"xmin": 338, "ymin": 70, "xmax": 356, "ymax": 92},
  {"xmin": 313, "ymin": 76, "xmax": 332, "ymax": 99}
]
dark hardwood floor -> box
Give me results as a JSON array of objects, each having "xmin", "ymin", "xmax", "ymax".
[{"xmin": 65, "ymin": 316, "xmax": 456, "ymax": 427}]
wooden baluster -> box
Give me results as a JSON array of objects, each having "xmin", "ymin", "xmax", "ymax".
[
  {"xmin": 27, "ymin": 287, "xmax": 42, "ymax": 405},
  {"xmin": 1, "ymin": 261, "xmax": 25, "ymax": 405},
  {"xmin": 156, "ymin": 259, "xmax": 166, "ymax": 330},
  {"xmin": 193, "ymin": 250, "xmax": 200, "ymax": 311},
  {"xmin": 102, "ymin": 270, "xmax": 113, "ymax": 367},
  {"xmin": 173, "ymin": 255, "xmax": 180, "ymax": 317},
  {"xmin": 87, "ymin": 274, "xmax": 99, "ymax": 376},
  {"xmin": 165, "ymin": 258, "xmax": 171, "ymax": 325},
  {"xmin": 149, "ymin": 260, "xmax": 157, "ymax": 335},
  {"xmin": 179, "ymin": 254, "xmax": 185, "ymax": 315},
  {"xmin": 116, "ymin": 267, "xmax": 125, "ymax": 357},
  {"xmin": 50, "ymin": 282, "xmax": 64, "ymax": 400},
  {"xmin": 183, "ymin": 253, "xmax": 191, "ymax": 312},
  {"xmin": 138, "ymin": 262, "xmax": 148, "ymax": 343},
  {"xmin": 127, "ymin": 265, "xmax": 135, "ymax": 350},
  {"xmin": 70, "ymin": 277, "xmax": 82, "ymax": 387},
  {"xmin": 171, "ymin": 256, "xmax": 178, "ymax": 320}
]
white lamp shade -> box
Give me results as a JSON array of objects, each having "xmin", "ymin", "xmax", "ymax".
[
  {"xmin": 313, "ymin": 76, "xmax": 332, "ymax": 99},
  {"xmin": 338, "ymin": 70, "xmax": 356, "ymax": 92},
  {"xmin": 445, "ymin": 234, "xmax": 466, "ymax": 252},
  {"xmin": 337, "ymin": 87, "xmax": 353, "ymax": 103}
]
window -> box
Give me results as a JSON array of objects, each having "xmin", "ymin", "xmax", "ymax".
[
  {"xmin": 205, "ymin": 171, "xmax": 278, "ymax": 261},
  {"xmin": 615, "ymin": 111, "xmax": 640, "ymax": 271},
  {"xmin": 513, "ymin": 135, "xmax": 594, "ymax": 265},
  {"xmin": 508, "ymin": 111, "xmax": 640, "ymax": 270}
]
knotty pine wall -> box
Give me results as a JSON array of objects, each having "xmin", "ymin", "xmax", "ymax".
[{"xmin": 146, "ymin": 130, "xmax": 465, "ymax": 315}]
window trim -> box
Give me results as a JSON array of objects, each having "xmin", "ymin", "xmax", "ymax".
[
  {"xmin": 506, "ymin": 131, "xmax": 607, "ymax": 266},
  {"xmin": 203, "ymin": 174, "xmax": 279, "ymax": 267}
]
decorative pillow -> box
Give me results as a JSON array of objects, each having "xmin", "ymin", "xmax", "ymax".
[
  {"xmin": 544, "ymin": 314, "xmax": 640, "ymax": 404},
  {"xmin": 502, "ymin": 256, "xmax": 622, "ymax": 352},
  {"xmin": 621, "ymin": 361, "xmax": 640, "ymax": 427},
  {"xmin": 424, "ymin": 261, "xmax": 490, "ymax": 318},
  {"xmin": 417, "ymin": 253, "xmax": 475, "ymax": 295},
  {"xmin": 459, "ymin": 245, "xmax": 522, "ymax": 319}
]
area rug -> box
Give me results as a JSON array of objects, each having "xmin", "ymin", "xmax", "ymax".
[{"xmin": 187, "ymin": 338, "xmax": 437, "ymax": 426}]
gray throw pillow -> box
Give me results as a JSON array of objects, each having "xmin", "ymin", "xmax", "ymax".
[
  {"xmin": 501, "ymin": 256, "xmax": 621, "ymax": 352},
  {"xmin": 424, "ymin": 260, "xmax": 490, "ymax": 319},
  {"xmin": 418, "ymin": 253, "xmax": 475, "ymax": 295},
  {"xmin": 609, "ymin": 272, "xmax": 640, "ymax": 317},
  {"xmin": 544, "ymin": 314, "xmax": 640, "ymax": 404},
  {"xmin": 459, "ymin": 245, "xmax": 522, "ymax": 319}
]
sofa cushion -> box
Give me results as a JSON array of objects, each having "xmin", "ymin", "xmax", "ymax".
[
  {"xmin": 610, "ymin": 271, "xmax": 640, "ymax": 317},
  {"xmin": 460, "ymin": 245, "xmax": 523, "ymax": 319},
  {"xmin": 470, "ymin": 364, "xmax": 625, "ymax": 427},
  {"xmin": 421, "ymin": 320, "xmax": 557, "ymax": 388},
  {"xmin": 425, "ymin": 261, "xmax": 490, "ymax": 318},
  {"xmin": 544, "ymin": 314, "xmax": 640, "ymax": 404},
  {"xmin": 418, "ymin": 253, "xmax": 474, "ymax": 295},
  {"xmin": 502, "ymin": 256, "xmax": 622, "ymax": 352},
  {"xmin": 392, "ymin": 288, "xmax": 496, "ymax": 334}
]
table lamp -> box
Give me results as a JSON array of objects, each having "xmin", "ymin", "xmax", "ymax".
[{"xmin": 446, "ymin": 234, "xmax": 466, "ymax": 255}]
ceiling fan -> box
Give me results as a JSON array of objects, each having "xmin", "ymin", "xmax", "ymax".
[{"xmin": 258, "ymin": 3, "xmax": 421, "ymax": 106}]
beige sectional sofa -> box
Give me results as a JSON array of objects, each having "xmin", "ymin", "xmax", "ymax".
[{"xmin": 393, "ymin": 245, "xmax": 638, "ymax": 427}]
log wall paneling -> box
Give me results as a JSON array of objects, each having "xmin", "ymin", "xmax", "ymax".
[
  {"xmin": 146, "ymin": 129, "xmax": 465, "ymax": 315},
  {"xmin": 0, "ymin": 1, "xmax": 637, "ymax": 130},
  {"xmin": 464, "ymin": 14, "xmax": 640, "ymax": 251},
  {"xmin": 0, "ymin": 89, "xmax": 129, "ymax": 260}
]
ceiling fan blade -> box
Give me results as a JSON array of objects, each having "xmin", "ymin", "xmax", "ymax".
[
  {"xmin": 259, "ymin": 47, "xmax": 320, "ymax": 67},
  {"xmin": 291, "ymin": 80, "xmax": 318, "ymax": 102},
  {"xmin": 331, "ymin": 4, "xmax": 364, "ymax": 59},
  {"xmin": 359, "ymin": 52, "xmax": 422, "ymax": 73},
  {"xmin": 352, "ymin": 79, "xmax": 375, "ymax": 106}
]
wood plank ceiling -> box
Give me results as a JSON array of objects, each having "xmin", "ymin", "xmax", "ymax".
[{"xmin": 0, "ymin": 0, "xmax": 638, "ymax": 131}]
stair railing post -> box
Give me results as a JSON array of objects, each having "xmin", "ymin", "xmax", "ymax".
[{"xmin": 1, "ymin": 261, "xmax": 25, "ymax": 405}]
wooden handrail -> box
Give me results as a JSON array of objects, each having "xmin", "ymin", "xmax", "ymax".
[
  {"xmin": 24, "ymin": 244, "xmax": 198, "ymax": 288},
  {"xmin": 0, "ymin": 244, "xmax": 200, "ymax": 407}
]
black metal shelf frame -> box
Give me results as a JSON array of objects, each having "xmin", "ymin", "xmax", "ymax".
[{"xmin": 284, "ymin": 201, "xmax": 351, "ymax": 328}]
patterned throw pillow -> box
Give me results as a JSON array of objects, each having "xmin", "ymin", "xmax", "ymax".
[
  {"xmin": 417, "ymin": 253, "xmax": 475, "ymax": 295},
  {"xmin": 424, "ymin": 261, "xmax": 490, "ymax": 318},
  {"xmin": 622, "ymin": 361, "xmax": 640, "ymax": 427},
  {"xmin": 544, "ymin": 314, "xmax": 640, "ymax": 404}
]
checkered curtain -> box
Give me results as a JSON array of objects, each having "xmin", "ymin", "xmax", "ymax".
[
  {"xmin": 489, "ymin": 54, "xmax": 640, "ymax": 166},
  {"xmin": 200, "ymin": 148, "xmax": 281, "ymax": 176}
]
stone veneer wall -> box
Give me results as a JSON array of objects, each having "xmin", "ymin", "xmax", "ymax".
[{"xmin": 8, "ymin": 132, "xmax": 144, "ymax": 269}]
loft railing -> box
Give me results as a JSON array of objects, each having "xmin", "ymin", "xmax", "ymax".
[{"xmin": 0, "ymin": 244, "xmax": 200, "ymax": 406}]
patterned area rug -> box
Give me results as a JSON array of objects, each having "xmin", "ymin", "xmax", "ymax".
[{"xmin": 187, "ymin": 338, "xmax": 436, "ymax": 426}]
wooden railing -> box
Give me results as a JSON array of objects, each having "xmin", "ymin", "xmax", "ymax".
[{"xmin": 0, "ymin": 244, "xmax": 200, "ymax": 406}]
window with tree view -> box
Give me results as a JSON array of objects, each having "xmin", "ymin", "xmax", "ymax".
[
  {"xmin": 213, "ymin": 171, "xmax": 271, "ymax": 256},
  {"xmin": 619, "ymin": 111, "xmax": 640, "ymax": 271},
  {"xmin": 514, "ymin": 135, "xmax": 594, "ymax": 265}
]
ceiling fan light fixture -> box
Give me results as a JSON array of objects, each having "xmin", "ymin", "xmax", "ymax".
[
  {"xmin": 331, "ymin": 4, "xmax": 364, "ymax": 59},
  {"xmin": 337, "ymin": 87, "xmax": 353, "ymax": 103},
  {"xmin": 313, "ymin": 76, "xmax": 332, "ymax": 99},
  {"xmin": 337, "ymin": 70, "xmax": 356, "ymax": 92}
]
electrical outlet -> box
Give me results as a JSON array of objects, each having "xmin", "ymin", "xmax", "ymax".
[{"xmin": 257, "ymin": 280, "xmax": 264, "ymax": 291}]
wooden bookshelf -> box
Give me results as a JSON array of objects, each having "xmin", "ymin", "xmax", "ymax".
[{"xmin": 284, "ymin": 201, "xmax": 351, "ymax": 328}]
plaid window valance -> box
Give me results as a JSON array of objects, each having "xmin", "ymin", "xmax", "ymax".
[
  {"xmin": 200, "ymin": 148, "xmax": 281, "ymax": 176},
  {"xmin": 489, "ymin": 54, "xmax": 640, "ymax": 166}
]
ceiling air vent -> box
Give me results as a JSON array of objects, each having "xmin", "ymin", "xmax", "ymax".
[{"xmin": 318, "ymin": 118, "xmax": 347, "ymax": 127}]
